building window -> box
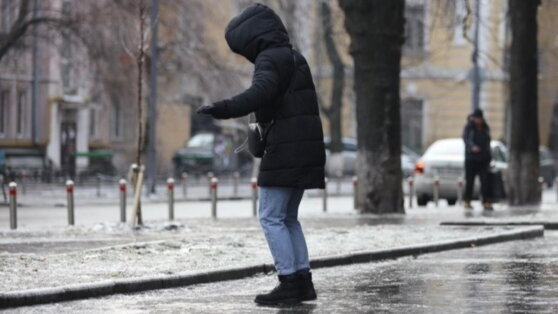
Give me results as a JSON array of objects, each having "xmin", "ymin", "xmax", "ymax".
[
  {"xmin": 404, "ymin": 5, "xmax": 425, "ymax": 52},
  {"xmin": 16, "ymin": 90, "xmax": 26, "ymax": 136},
  {"xmin": 0, "ymin": 90, "xmax": 9, "ymax": 136},
  {"xmin": 111, "ymin": 104, "xmax": 122, "ymax": 139},
  {"xmin": 1, "ymin": 0, "xmax": 11, "ymax": 33},
  {"xmin": 401, "ymin": 98, "xmax": 424, "ymax": 153}
]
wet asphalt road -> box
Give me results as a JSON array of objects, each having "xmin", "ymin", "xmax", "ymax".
[{"xmin": 9, "ymin": 231, "xmax": 558, "ymax": 314}]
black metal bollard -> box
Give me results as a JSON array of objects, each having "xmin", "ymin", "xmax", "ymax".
[
  {"xmin": 8, "ymin": 182, "xmax": 17, "ymax": 229},
  {"xmin": 323, "ymin": 177, "xmax": 328, "ymax": 213},
  {"xmin": 66, "ymin": 180, "xmax": 75, "ymax": 225},
  {"xmin": 167, "ymin": 178, "xmax": 175, "ymax": 221},
  {"xmin": 408, "ymin": 178, "xmax": 414, "ymax": 209},
  {"xmin": 232, "ymin": 171, "xmax": 240, "ymax": 197},
  {"xmin": 353, "ymin": 176, "xmax": 358, "ymax": 210},
  {"xmin": 211, "ymin": 177, "xmax": 218, "ymax": 219},
  {"xmin": 251, "ymin": 177, "xmax": 258, "ymax": 217},
  {"xmin": 433, "ymin": 177, "xmax": 440, "ymax": 207},
  {"xmin": 96, "ymin": 174, "xmax": 101, "ymax": 197},
  {"xmin": 119, "ymin": 179, "xmax": 127, "ymax": 223},
  {"xmin": 457, "ymin": 177, "xmax": 464, "ymax": 205}
]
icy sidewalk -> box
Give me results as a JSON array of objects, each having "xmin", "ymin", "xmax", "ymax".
[{"xmin": 0, "ymin": 217, "xmax": 527, "ymax": 293}]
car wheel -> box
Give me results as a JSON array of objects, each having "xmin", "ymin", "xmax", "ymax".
[
  {"xmin": 446, "ymin": 198, "xmax": 457, "ymax": 206},
  {"xmin": 417, "ymin": 194, "xmax": 429, "ymax": 207}
]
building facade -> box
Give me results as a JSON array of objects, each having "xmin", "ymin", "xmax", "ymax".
[{"xmin": 1, "ymin": 0, "xmax": 557, "ymax": 179}]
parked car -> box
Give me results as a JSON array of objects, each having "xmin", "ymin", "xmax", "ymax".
[
  {"xmin": 323, "ymin": 137, "xmax": 419, "ymax": 178},
  {"xmin": 324, "ymin": 137, "xmax": 357, "ymax": 175},
  {"xmin": 539, "ymin": 146, "xmax": 555, "ymax": 187},
  {"xmin": 173, "ymin": 132, "xmax": 253, "ymax": 177},
  {"xmin": 414, "ymin": 138, "xmax": 508, "ymax": 206}
]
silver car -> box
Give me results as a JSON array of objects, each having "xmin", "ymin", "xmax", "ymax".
[
  {"xmin": 413, "ymin": 138, "xmax": 508, "ymax": 206},
  {"xmin": 324, "ymin": 137, "xmax": 419, "ymax": 178}
]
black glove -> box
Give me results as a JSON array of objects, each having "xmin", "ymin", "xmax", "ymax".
[
  {"xmin": 196, "ymin": 105, "xmax": 216, "ymax": 115},
  {"xmin": 196, "ymin": 101, "xmax": 230, "ymax": 119}
]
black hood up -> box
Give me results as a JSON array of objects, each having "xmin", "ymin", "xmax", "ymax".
[{"xmin": 225, "ymin": 3, "xmax": 290, "ymax": 63}]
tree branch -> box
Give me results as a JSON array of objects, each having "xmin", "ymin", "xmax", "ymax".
[
  {"xmin": 0, "ymin": 0, "xmax": 71, "ymax": 62},
  {"xmin": 462, "ymin": 0, "xmax": 474, "ymax": 44}
]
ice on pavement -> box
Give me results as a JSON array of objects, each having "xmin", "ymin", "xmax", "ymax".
[{"xmin": 0, "ymin": 218, "xmax": 517, "ymax": 293}]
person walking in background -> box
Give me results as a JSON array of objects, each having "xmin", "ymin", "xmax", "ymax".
[
  {"xmin": 196, "ymin": 3, "xmax": 325, "ymax": 306},
  {"xmin": 462, "ymin": 109, "xmax": 493, "ymax": 210}
]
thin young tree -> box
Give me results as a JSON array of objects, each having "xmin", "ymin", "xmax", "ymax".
[
  {"xmin": 507, "ymin": 0, "xmax": 541, "ymax": 205},
  {"xmin": 129, "ymin": 0, "xmax": 148, "ymax": 225},
  {"xmin": 338, "ymin": 0, "xmax": 405, "ymax": 214}
]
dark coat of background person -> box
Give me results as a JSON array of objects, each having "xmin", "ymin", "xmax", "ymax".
[
  {"xmin": 462, "ymin": 116, "xmax": 492, "ymax": 163},
  {"xmin": 462, "ymin": 115, "xmax": 497, "ymax": 201},
  {"xmin": 210, "ymin": 4, "xmax": 326, "ymax": 189}
]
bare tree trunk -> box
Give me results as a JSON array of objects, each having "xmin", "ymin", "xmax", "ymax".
[
  {"xmin": 338, "ymin": 0, "xmax": 405, "ymax": 214},
  {"xmin": 507, "ymin": 0, "xmax": 541, "ymax": 205},
  {"xmin": 320, "ymin": 1, "xmax": 344, "ymax": 154},
  {"xmin": 137, "ymin": 2, "xmax": 146, "ymax": 167}
]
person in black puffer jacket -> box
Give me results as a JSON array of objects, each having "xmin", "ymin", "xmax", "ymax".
[
  {"xmin": 462, "ymin": 109, "xmax": 493, "ymax": 210},
  {"xmin": 197, "ymin": 3, "xmax": 325, "ymax": 305}
]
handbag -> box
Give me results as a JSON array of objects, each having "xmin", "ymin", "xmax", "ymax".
[
  {"xmin": 247, "ymin": 53, "xmax": 297, "ymax": 158},
  {"xmin": 247, "ymin": 121, "xmax": 273, "ymax": 158}
]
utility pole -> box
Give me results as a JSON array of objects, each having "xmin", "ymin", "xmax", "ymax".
[
  {"xmin": 471, "ymin": 0, "xmax": 481, "ymax": 111},
  {"xmin": 31, "ymin": 0, "xmax": 39, "ymax": 145},
  {"xmin": 146, "ymin": 0, "xmax": 159, "ymax": 195}
]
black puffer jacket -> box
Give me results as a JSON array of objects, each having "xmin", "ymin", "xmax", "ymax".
[
  {"xmin": 212, "ymin": 3, "xmax": 325, "ymax": 189},
  {"xmin": 462, "ymin": 118, "xmax": 492, "ymax": 163}
]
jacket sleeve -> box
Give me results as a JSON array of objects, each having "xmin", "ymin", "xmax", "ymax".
[{"xmin": 212, "ymin": 55, "xmax": 280, "ymax": 119}]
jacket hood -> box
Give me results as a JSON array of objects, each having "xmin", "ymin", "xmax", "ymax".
[{"xmin": 225, "ymin": 3, "xmax": 290, "ymax": 63}]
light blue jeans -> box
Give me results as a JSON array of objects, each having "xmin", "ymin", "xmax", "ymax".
[{"xmin": 259, "ymin": 186, "xmax": 310, "ymax": 275}]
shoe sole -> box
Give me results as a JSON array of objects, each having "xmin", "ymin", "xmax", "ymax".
[
  {"xmin": 300, "ymin": 297, "xmax": 317, "ymax": 302},
  {"xmin": 254, "ymin": 298, "xmax": 301, "ymax": 306},
  {"xmin": 299, "ymin": 293, "xmax": 317, "ymax": 302}
]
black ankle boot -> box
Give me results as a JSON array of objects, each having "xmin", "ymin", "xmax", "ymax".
[
  {"xmin": 254, "ymin": 274, "xmax": 301, "ymax": 305},
  {"xmin": 297, "ymin": 272, "xmax": 317, "ymax": 301}
]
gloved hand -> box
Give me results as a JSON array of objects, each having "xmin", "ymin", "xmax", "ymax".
[
  {"xmin": 196, "ymin": 105, "xmax": 216, "ymax": 115},
  {"xmin": 196, "ymin": 101, "xmax": 229, "ymax": 119}
]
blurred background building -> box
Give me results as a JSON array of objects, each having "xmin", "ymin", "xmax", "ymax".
[{"xmin": 0, "ymin": 0, "xmax": 557, "ymax": 179}]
